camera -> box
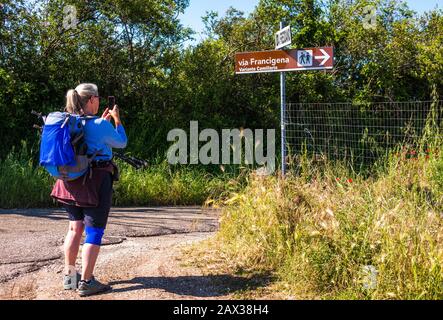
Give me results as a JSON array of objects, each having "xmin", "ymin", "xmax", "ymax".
[{"xmin": 108, "ymin": 96, "xmax": 115, "ymax": 108}]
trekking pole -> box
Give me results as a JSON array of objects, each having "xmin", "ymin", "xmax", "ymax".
[
  {"xmin": 31, "ymin": 110, "xmax": 46, "ymax": 132},
  {"xmin": 31, "ymin": 110, "xmax": 46, "ymax": 123},
  {"xmin": 123, "ymin": 153, "xmax": 148, "ymax": 169},
  {"xmin": 117, "ymin": 152, "xmax": 148, "ymax": 168},
  {"xmin": 113, "ymin": 151, "xmax": 148, "ymax": 169}
]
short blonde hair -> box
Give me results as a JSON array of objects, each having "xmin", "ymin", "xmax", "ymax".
[{"xmin": 65, "ymin": 83, "xmax": 99, "ymax": 114}]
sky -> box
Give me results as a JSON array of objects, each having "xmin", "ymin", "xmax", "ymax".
[
  {"xmin": 179, "ymin": 0, "xmax": 442, "ymax": 46},
  {"xmin": 179, "ymin": 0, "xmax": 260, "ymax": 44}
]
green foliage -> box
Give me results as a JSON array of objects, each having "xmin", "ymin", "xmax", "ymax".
[
  {"xmin": 1, "ymin": 0, "xmax": 442, "ymax": 160},
  {"xmin": 0, "ymin": 0, "xmax": 193, "ymax": 158}
]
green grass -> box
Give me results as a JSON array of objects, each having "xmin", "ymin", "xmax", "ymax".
[
  {"xmin": 198, "ymin": 144, "xmax": 443, "ymax": 300},
  {"xmin": 113, "ymin": 161, "xmax": 244, "ymax": 206},
  {"xmin": 0, "ymin": 142, "xmax": 245, "ymax": 208},
  {"xmin": 0, "ymin": 141, "xmax": 54, "ymax": 208}
]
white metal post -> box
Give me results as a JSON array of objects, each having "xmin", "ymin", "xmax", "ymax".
[{"xmin": 280, "ymin": 21, "xmax": 287, "ymax": 177}]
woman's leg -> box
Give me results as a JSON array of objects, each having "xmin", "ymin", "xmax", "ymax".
[
  {"xmin": 64, "ymin": 221, "xmax": 85, "ymax": 271},
  {"xmin": 81, "ymin": 243, "xmax": 101, "ymax": 280},
  {"xmin": 63, "ymin": 204, "xmax": 85, "ymax": 274},
  {"xmin": 81, "ymin": 172, "xmax": 113, "ymax": 281}
]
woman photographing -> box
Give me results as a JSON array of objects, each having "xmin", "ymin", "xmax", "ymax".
[{"xmin": 50, "ymin": 83, "xmax": 127, "ymax": 297}]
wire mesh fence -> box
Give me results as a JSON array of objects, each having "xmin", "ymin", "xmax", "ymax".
[{"xmin": 285, "ymin": 100, "xmax": 443, "ymax": 169}]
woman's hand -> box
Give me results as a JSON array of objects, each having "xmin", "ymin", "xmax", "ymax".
[
  {"xmin": 101, "ymin": 107, "xmax": 112, "ymax": 121},
  {"xmin": 108, "ymin": 105, "xmax": 121, "ymax": 126}
]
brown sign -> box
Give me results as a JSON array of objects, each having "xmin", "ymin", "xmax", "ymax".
[{"xmin": 235, "ymin": 47, "xmax": 334, "ymax": 74}]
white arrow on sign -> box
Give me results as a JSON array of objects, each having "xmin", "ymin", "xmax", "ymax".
[{"xmin": 314, "ymin": 49, "xmax": 330, "ymax": 66}]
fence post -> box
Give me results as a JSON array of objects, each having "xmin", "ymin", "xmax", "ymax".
[{"xmin": 280, "ymin": 21, "xmax": 287, "ymax": 177}]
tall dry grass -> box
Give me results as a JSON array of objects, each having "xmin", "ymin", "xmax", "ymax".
[{"xmin": 209, "ymin": 147, "xmax": 443, "ymax": 299}]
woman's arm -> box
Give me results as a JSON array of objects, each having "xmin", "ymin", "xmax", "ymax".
[
  {"xmin": 110, "ymin": 123, "xmax": 127, "ymax": 149},
  {"xmin": 103, "ymin": 105, "xmax": 127, "ymax": 149}
]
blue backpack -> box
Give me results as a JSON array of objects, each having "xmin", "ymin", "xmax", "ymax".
[{"xmin": 39, "ymin": 112, "xmax": 99, "ymax": 181}]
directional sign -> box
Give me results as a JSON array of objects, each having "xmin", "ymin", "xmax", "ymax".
[
  {"xmin": 275, "ymin": 25, "xmax": 291, "ymax": 49},
  {"xmin": 235, "ymin": 47, "xmax": 334, "ymax": 74}
]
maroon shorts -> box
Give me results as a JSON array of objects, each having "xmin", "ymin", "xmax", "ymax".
[{"xmin": 62, "ymin": 171, "xmax": 113, "ymax": 228}]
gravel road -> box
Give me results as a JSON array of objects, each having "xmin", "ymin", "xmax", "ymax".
[{"xmin": 0, "ymin": 206, "xmax": 245, "ymax": 300}]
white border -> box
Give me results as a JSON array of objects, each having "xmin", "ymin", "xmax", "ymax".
[{"xmin": 235, "ymin": 66, "xmax": 333, "ymax": 75}]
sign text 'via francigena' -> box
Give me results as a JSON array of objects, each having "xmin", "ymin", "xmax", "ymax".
[{"xmin": 235, "ymin": 47, "xmax": 334, "ymax": 74}]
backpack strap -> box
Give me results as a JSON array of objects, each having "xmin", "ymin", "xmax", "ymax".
[
  {"xmin": 71, "ymin": 115, "xmax": 98, "ymax": 146},
  {"xmin": 71, "ymin": 131, "xmax": 84, "ymax": 146},
  {"xmin": 61, "ymin": 114, "xmax": 70, "ymax": 128},
  {"xmin": 79, "ymin": 115, "xmax": 99, "ymax": 121},
  {"xmin": 81, "ymin": 148, "xmax": 103, "ymax": 185}
]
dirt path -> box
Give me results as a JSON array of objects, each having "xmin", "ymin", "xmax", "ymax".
[{"xmin": 0, "ymin": 207, "xmax": 247, "ymax": 300}]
